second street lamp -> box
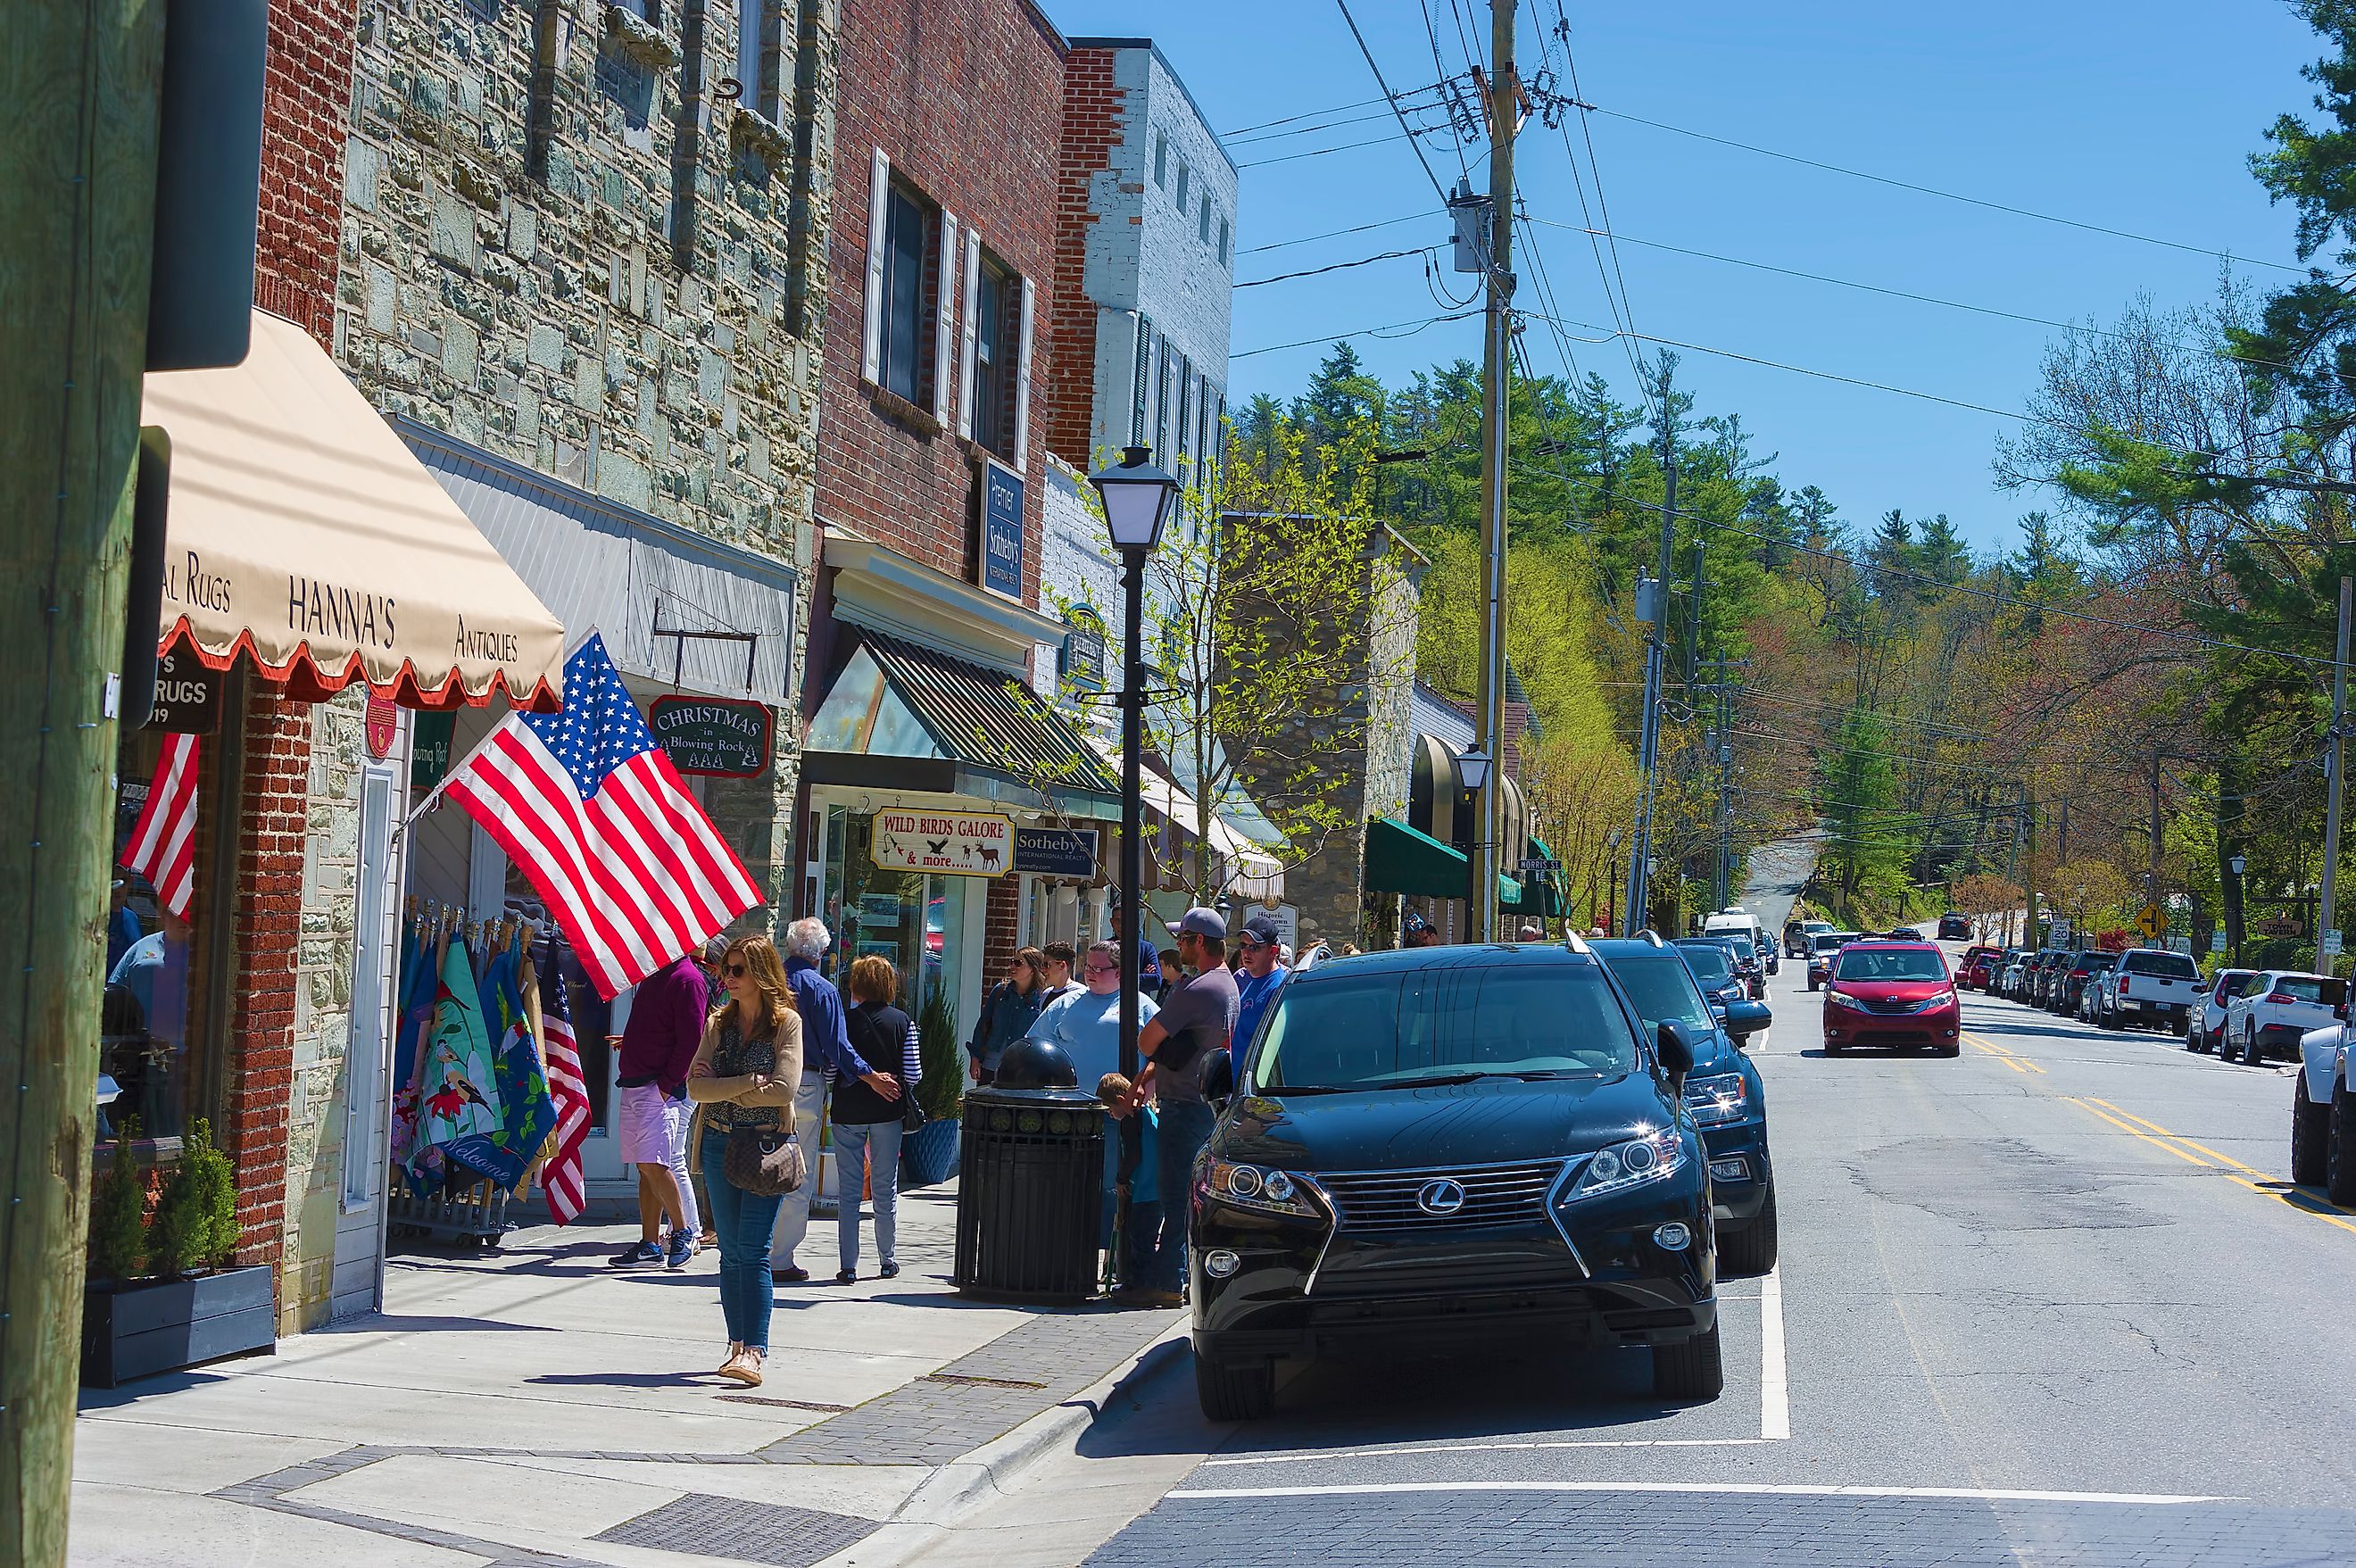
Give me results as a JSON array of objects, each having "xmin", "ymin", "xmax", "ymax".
[
  {"xmin": 1456, "ymin": 745, "xmax": 1491, "ymax": 931},
  {"xmin": 1087, "ymin": 444, "xmax": 1178, "ymax": 1294}
]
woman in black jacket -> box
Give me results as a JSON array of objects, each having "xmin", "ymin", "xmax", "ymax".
[{"xmin": 833, "ymin": 955, "xmax": 925, "ymax": 1283}]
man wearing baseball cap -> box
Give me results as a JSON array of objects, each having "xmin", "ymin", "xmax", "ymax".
[
  {"xmin": 1232, "ymin": 915, "xmax": 1290, "ymax": 1055},
  {"xmin": 1118, "ymin": 907, "xmax": 1239, "ymax": 1306}
]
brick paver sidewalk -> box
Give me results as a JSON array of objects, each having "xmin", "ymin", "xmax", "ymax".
[{"xmin": 71, "ymin": 1183, "xmax": 1178, "ymax": 1568}]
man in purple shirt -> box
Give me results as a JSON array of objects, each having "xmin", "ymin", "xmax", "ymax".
[{"xmin": 610, "ymin": 950, "xmax": 709, "ymax": 1270}]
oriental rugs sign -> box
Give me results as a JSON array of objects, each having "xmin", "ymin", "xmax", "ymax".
[
  {"xmin": 872, "ymin": 809, "xmax": 1011, "ymax": 877},
  {"xmin": 647, "ymin": 695, "xmax": 773, "ymax": 777}
]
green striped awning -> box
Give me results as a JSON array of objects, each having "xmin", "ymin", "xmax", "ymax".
[{"xmin": 1363, "ymin": 817, "xmax": 1522, "ymax": 903}]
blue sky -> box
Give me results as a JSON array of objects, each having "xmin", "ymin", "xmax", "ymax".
[{"xmin": 1049, "ymin": 1, "xmax": 2325, "ymax": 552}]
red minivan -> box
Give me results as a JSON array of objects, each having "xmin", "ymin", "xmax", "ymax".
[{"xmin": 1822, "ymin": 942, "xmax": 1962, "ymax": 1057}]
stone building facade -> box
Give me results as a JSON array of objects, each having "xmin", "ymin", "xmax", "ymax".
[{"xmin": 336, "ymin": 0, "xmax": 837, "ymax": 1201}]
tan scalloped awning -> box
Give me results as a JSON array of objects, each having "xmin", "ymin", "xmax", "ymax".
[{"xmin": 141, "ymin": 310, "xmax": 565, "ymax": 710}]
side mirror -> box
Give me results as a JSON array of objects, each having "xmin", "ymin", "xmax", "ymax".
[
  {"xmin": 1655, "ymin": 1020, "xmax": 1695, "ymax": 1086},
  {"xmin": 1725, "ymin": 999, "xmax": 1772, "ymax": 1039},
  {"xmin": 1199, "ymin": 1048, "xmax": 1235, "ymax": 1107}
]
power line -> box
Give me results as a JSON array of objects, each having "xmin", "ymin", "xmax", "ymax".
[
  {"xmin": 1333, "ymin": 0, "xmax": 1454, "ymax": 206},
  {"xmin": 1236, "ymin": 247, "xmax": 1434, "ymax": 290},
  {"xmin": 1223, "ymin": 94, "xmax": 1392, "ymax": 139},
  {"xmin": 1236, "ymin": 132, "xmax": 1430, "ymax": 170},
  {"xmin": 1577, "ymin": 101, "xmax": 2305, "ymax": 276},
  {"xmin": 1230, "ymin": 309, "xmax": 1481, "ymax": 361},
  {"xmin": 1238, "ymin": 212, "xmax": 1430, "ymax": 257},
  {"xmin": 1225, "ymin": 106, "xmax": 1410, "ymax": 149}
]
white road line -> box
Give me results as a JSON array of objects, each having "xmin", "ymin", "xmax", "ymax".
[
  {"xmin": 1759, "ymin": 1261, "xmax": 1789, "ymax": 1440},
  {"xmin": 1200, "ymin": 1439, "xmax": 1775, "ymax": 1468},
  {"xmin": 1167, "ymin": 1481, "xmax": 2227, "ymax": 1506}
]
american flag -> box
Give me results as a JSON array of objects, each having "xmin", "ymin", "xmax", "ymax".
[
  {"xmin": 120, "ymin": 732, "xmax": 199, "ymax": 919},
  {"xmin": 536, "ymin": 940, "xmax": 592, "ymax": 1224},
  {"xmin": 440, "ymin": 635, "xmax": 760, "ymax": 999}
]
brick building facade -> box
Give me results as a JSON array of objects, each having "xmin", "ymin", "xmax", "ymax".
[{"xmin": 799, "ymin": 0, "xmax": 1120, "ymax": 1036}]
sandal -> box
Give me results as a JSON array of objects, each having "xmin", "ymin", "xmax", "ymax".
[
  {"xmin": 722, "ymin": 1348, "xmax": 764, "ymax": 1388},
  {"xmin": 716, "ymin": 1341, "xmax": 743, "ymax": 1376}
]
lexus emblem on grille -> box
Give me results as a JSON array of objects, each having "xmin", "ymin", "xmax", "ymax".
[{"xmin": 1416, "ymin": 1178, "xmax": 1466, "ymax": 1215}]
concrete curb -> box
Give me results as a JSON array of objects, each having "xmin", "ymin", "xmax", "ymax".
[{"xmin": 831, "ymin": 1317, "xmax": 1191, "ymax": 1567}]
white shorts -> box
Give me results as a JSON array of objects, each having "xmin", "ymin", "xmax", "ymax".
[{"xmin": 617, "ymin": 1080, "xmax": 685, "ymax": 1166}]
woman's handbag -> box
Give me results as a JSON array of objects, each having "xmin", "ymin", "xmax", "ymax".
[{"xmin": 722, "ymin": 1123, "xmax": 806, "ymax": 1197}]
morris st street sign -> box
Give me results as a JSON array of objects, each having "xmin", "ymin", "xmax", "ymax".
[
  {"xmin": 873, "ymin": 809, "xmax": 1012, "ymax": 877},
  {"xmin": 647, "ymin": 695, "xmax": 774, "ymax": 777}
]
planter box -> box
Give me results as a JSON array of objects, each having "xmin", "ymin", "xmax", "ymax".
[
  {"xmin": 82, "ymin": 1265, "xmax": 275, "ymax": 1388},
  {"xmin": 901, "ymin": 1117, "xmax": 961, "ymax": 1190}
]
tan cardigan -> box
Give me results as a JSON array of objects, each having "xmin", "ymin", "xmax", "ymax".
[{"xmin": 686, "ymin": 1007, "xmax": 804, "ymax": 1132}]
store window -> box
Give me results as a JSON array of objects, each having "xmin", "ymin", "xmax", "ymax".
[
  {"xmin": 970, "ymin": 250, "xmax": 1022, "ymax": 461},
  {"xmin": 102, "ymin": 724, "xmax": 218, "ymax": 1145},
  {"xmin": 819, "ymin": 805, "xmax": 974, "ymax": 1020}
]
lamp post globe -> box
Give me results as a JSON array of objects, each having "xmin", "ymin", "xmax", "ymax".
[
  {"xmin": 1089, "ymin": 445, "xmax": 1179, "ymax": 552},
  {"xmin": 1456, "ymin": 745, "xmax": 1492, "ymax": 793},
  {"xmin": 2230, "ymin": 853, "xmax": 2247, "ymax": 876}
]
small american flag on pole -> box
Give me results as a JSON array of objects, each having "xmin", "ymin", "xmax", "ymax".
[
  {"xmin": 120, "ymin": 732, "xmax": 199, "ymax": 919},
  {"xmin": 536, "ymin": 941, "xmax": 592, "ymax": 1224},
  {"xmin": 436, "ymin": 635, "xmax": 760, "ymax": 999}
]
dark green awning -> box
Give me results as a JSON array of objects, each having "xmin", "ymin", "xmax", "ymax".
[
  {"xmin": 1503, "ymin": 834, "xmax": 1564, "ymax": 917},
  {"xmin": 1363, "ymin": 817, "xmax": 1522, "ymax": 902}
]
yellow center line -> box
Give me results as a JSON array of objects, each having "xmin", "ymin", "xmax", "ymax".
[
  {"xmin": 1963, "ymin": 1032, "xmax": 2045, "ymax": 1073},
  {"xmin": 2086, "ymin": 1099, "xmax": 2265, "ymax": 1176},
  {"xmin": 2060, "ymin": 1097, "xmax": 2356, "ymax": 1236}
]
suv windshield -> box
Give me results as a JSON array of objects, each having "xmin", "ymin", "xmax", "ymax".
[
  {"xmin": 1251, "ymin": 964, "xmax": 1641, "ymax": 1091},
  {"xmin": 2078, "ymin": 952, "xmax": 2117, "ymax": 970},
  {"xmin": 2123, "ymin": 951, "xmax": 2200, "ymax": 978},
  {"xmin": 2269, "ymin": 975, "xmax": 2330, "ymax": 1003},
  {"xmin": 1834, "ymin": 948, "xmax": 1948, "ymax": 983},
  {"xmin": 1811, "ymin": 934, "xmax": 1847, "ymax": 955},
  {"xmin": 1601, "ymin": 953, "xmax": 1717, "ymax": 1035},
  {"xmin": 1675, "ymin": 943, "xmax": 1735, "ymax": 983}
]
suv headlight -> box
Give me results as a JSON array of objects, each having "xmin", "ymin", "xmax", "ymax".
[
  {"xmin": 1681, "ymin": 1072, "xmax": 1750, "ymax": 1125},
  {"xmin": 1202, "ymin": 1160, "xmax": 1325, "ymax": 1219},
  {"xmin": 1907, "ymin": 988, "xmax": 1956, "ymax": 1013},
  {"xmin": 1564, "ymin": 1128, "xmax": 1688, "ymax": 1201},
  {"xmin": 1827, "ymin": 990, "xmax": 1867, "ymax": 1009}
]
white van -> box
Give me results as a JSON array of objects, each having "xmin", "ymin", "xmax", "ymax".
[{"xmin": 1700, "ymin": 908, "xmax": 1775, "ymax": 973}]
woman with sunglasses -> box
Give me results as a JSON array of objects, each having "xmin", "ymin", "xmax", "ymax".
[
  {"xmin": 964, "ymin": 946, "xmax": 1048, "ymax": 1085},
  {"xmin": 687, "ymin": 934, "xmax": 803, "ymax": 1387}
]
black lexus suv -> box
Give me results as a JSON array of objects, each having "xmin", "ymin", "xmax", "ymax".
[{"xmin": 1187, "ymin": 941, "xmax": 1720, "ymax": 1421}]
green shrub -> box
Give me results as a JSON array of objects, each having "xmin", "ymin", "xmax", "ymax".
[
  {"xmin": 914, "ymin": 983, "xmax": 965, "ymax": 1122},
  {"xmin": 87, "ymin": 1122, "xmax": 146, "ymax": 1284},
  {"xmin": 151, "ymin": 1118, "xmax": 237, "ymax": 1276}
]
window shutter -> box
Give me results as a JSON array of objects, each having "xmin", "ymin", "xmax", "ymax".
[
  {"xmin": 860, "ymin": 149, "xmax": 890, "ymax": 384},
  {"xmin": 933, "ymin": 212, "xmax": 959, "ymax": 421},
  {"xmin": 1013, "ymin": 273, "xmax": 1036, "ymax": 469},
  {"xmin": 957, "ymin": 228, "xmax": 981, "ymax": 441}
]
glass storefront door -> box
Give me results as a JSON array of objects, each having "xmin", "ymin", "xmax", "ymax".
[{"xmin": 820, "ymin": 803, "xmax": 975, "ymax": 1023}]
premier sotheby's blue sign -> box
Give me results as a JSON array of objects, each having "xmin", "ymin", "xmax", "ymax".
[{"xmin": 982, "ymin": 460, "xmax": 1024, "ymax": 598}]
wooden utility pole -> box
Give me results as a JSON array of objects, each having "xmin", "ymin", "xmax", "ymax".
[
  {"xmin": 2319, "ymin": 576, "xmax": 2351, "ymax": 964},
  {"xmin": 1471, "ymin": 0, "xmax": 1515, "ymax": 942},
  {"xmin": 1, "ymin": 7, "xmax": 164, "ymax": 1562}
]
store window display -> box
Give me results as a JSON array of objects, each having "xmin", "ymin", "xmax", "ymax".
[{"xmin": 101, "ymin": 726, "xmax": 213, "ymax": 1143}]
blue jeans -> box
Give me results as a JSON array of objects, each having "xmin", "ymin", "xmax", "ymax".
[
  {"xmin": 1141, "ymin": 1099, "xmax": 1215, "ymax": 1292},
  {"xmin": 833, "ymin": 1118, "xmax": 902, "ymax": 1273},
  {"xmin": 700, "ymin": 1126, "xmax": 785, "ymax": 1350}
]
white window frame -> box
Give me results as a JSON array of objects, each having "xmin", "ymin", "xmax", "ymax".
[
  {"xmin": 341, "ymin": 766, "xmax": 399, "ymax": 1212},
  {"xmin": 1013, "ymin": 273, "xmax": 1035, "ymax": 468},
  {"xmin": 958, "ymin": 228, "xmax": 982, "ymax": 440},
  {"xmin": 933, "ymin": 212, "xmax": 960, "ymax": 423},
  {"xmin": 860, "ymin": 148, "xmax": 890, "ymax": 384}
]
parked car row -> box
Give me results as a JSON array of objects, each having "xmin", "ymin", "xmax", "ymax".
[
  {"xmin": 2290, "ymin": 991, "xmax": 2356, "ymax": 1201},
  {"xmin": 2191, "ymin": 968, "xmax": 2346, "ymax": 1064}
]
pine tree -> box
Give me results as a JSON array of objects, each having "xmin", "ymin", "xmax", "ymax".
[{"xmin": 87, "ymin": 1121, "xmax": 147, "ymax": 1283}]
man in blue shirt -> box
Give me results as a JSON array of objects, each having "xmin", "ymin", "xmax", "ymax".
[
  {"xmin": 1232, "ymin": 915, "xmax": 1290, "ymax": 1052},
  {"xmin": 772, "ymin": 917, "xmax": 897, "ymax": 1282}
]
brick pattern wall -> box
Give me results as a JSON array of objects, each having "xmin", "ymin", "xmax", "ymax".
[
  {"xmin": 257, "ymin": 0, "xmax": 361, "ymax": 344},
  {"xmin": 813, "ymin": 0, "xmax": 1065, "ymax": 591},
  {"xmin": 982, "ymin": 874, "xmax": 1022, "ymax": 1001},
  {"xmin": 1046, "ymin": 47, "xmax": 1121, "ymax": 470},
  {"xmin": 226, "ymin": 692, "xmax": 312, "ymax": 1267}
]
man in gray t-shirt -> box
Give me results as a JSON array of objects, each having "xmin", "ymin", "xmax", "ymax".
[{"xmin": 1121, "ymin": 908, "xmax": 1239, "ymax": 1303}]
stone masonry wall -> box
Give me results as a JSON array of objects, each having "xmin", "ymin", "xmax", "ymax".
[{"xmin": 336, "ymin": 0, "xmax": 837, "ymax": 916}]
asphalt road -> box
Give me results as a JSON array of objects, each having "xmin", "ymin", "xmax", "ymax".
[{"xmin": 1060, "ymin": 914, "xmax": 2356, "ymax": 1564}]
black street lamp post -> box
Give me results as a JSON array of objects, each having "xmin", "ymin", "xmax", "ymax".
[
  {"xmin": 1088, "ymin": 445, "xmax": 1178, "ymax": 1291},
  {"xmin": 1456, "ymin": 745, "xmax": 1491, "ymax": 934}
]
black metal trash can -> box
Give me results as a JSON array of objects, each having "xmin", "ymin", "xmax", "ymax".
[{"xmin": 952, "ymin": 1084, "xmax": 1106, "ymax": 1301}]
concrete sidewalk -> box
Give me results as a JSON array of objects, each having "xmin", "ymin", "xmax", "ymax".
[{"xmin": 70, "ymin": 1184, "xmax": 1181, "ymax": 1568}]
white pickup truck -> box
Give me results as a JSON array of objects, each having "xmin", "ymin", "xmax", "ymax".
[
  {"xmin": 2290, "ymin": 985, "xmax": 2356, "ymax": 1202},
  {"xmin": 2089, "ymin": 947, "xmax": 2205, "ymax": 1033}
]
